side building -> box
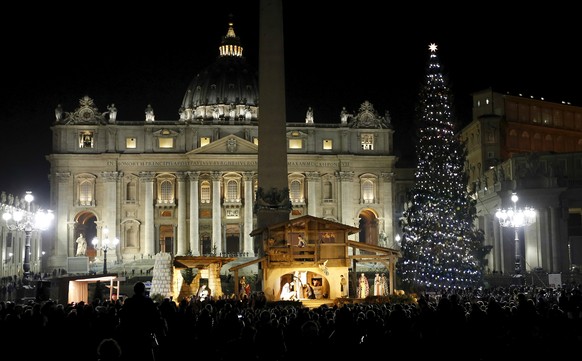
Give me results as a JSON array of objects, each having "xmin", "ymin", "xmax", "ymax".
[{"xmin": 461, "ymin": 88, "xmax": 582, "ymax": 277}]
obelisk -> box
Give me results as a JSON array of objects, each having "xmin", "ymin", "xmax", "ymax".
[{"xmin": 256, "ymin": 0, "xmax": 290, "ymax": 237}]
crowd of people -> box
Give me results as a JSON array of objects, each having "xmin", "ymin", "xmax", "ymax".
[{"xmin": 0, "ymin": 281, "xmax": 581, "ymax": 360}]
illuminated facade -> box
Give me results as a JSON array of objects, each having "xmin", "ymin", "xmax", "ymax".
[{"xmin": 44, "ymin": 22, "xmax": 409, "ymax": 274}]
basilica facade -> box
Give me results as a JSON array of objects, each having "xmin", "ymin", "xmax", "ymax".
[{"xmin": 44, "ymin": 22, "xmax": 409, "ymax": 274}]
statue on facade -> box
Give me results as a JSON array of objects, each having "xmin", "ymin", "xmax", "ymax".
[
  {"xmin": 55, "ymin": 104, "xmax": 63, "ymax": 122},
  {"xmin": 340, "ymin": 106, "xmax": 349, "ymax": 124},
  {"xmin": 244, "ymin": 105, "xmax": 252, "ymax": 122},
  {"xmin": 145, "ymin": 104, "xmax": 155, "ymax": 122},
  {"xmin": 305, "ymin": 107, "xmax": 314, "ymax": 123},
  {"xmin": 211, "ymin": 105, "xmax": 220, "ymax": 120},
  {"xmin": 378, "ymin": 230, "xmax": 388, "ymax": 247},
  {"xmin": 179, "ymin": 107, "xmax": 187, "ymax": 121},
  {"xmin": 76, "ymin": 234, "xmax": 87, "ymax": 256},
  {"xmin": 107, "ymin": 104, "xmax": 117, "ymax": 122}
]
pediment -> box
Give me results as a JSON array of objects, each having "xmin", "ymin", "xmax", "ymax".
[
  {"xmin": 286, "ymin": 130, "xmax": 308, "ymax": 138},
  {"xmin": 153, "ymin": 128, "xmax": 180, "ymax": 137},
  {"xmin": 187, "ymin": 134, "xmax": 258, "ymax": 155}
]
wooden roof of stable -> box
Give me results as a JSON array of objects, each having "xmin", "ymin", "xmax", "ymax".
[
  {"xmin": 173, "ymin": 256, "xmax": 236, "ymax": 270},
  {"xmin": 250, "ymin": 214, "xmax": 360, "ymax": 236}
]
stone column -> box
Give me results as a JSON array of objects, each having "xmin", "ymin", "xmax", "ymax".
[
  {"xmin": 212, "ymin": 171, "xmax": 223, "ymax": 254},
  {"xmin": 52, "ymin": 172, "xmax": 71, "ymax": 268},
  {"xmin": 176, "ymin": 172, "xmax": 187, "ymax": 255},
  {"xmin": 337, "ymin": 171, "xmax": 354, "ymax": 226},
  {"xmin": 243, "ymin": 172, "xmax": 254, "ymax": 255},
  {"xmin": 524, "ymin": 214, "xmax": 540, "ymax": 272},
  {"xmin": 102, "ymin": 171, "xmax": 122, "ymax": 262},
  {"xmin": 380, "ymin": 172, "xmax": 395, "ymax": 242},
  {"xmin": 549, "ymin": 207, "xmax": 560, "ymax": 273},
  {"xmin": 337, "ymin": 171, "xmax": 355, "ymax": 255},
  {"xmin": 140, "ymin": 172, "xmax": 156, "ymax": 257},
  {"xmin": 305, "ymin": 171, "xmax": 320, "ymax": 217},
  {"xmin": 188, "ymin": 172, "xmax": 200, "ymax": 256}
]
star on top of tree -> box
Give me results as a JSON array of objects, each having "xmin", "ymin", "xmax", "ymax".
[{"xmin": 429, "ymin": 43, "xmax": 438, "ymax": 52}]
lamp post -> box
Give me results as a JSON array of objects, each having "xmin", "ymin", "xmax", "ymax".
[
  {"xmin": 92, "ymin": 226, "xmax": 119, "ymax": 274},
  {"xmin": 495, "ymin": 192, "xmax": 536, "ymax": 277},
  {"xmin": 2, "ymin": 191, "xmax": 54, "ymax": 281}
]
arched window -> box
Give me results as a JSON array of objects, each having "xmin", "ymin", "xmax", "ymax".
[
  {"xmin": 79, "ymin": 180, "xmax": 93, "ymax": 206},
  {"xmin": 159, "ymin": 180, "xmax": 174, "ymax": 204},
  {"xmin": 290, "ymin": 180, "xmax": 302, "ymax": 203},
  {"xmin": 323, "ymin": 180, "xmax": 332, "ymax": 201},
  {"xmin": 126, "ymin": 180, "xmax": 136, "ymax": 202},
  {"xmin": 227, "ymin": 180, "xmax": 238, "ymax": 202},
  {"xmin": 362, "ymin": 180, "xmax": 374, "ymax": 203}
]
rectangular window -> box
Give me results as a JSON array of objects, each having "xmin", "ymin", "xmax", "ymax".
[
  {"xmin": 323, "ymin": 139, "xmax": 333, "ymax": 150},
  {"xmin": 226, "ymin": 180, "xmax": 238, "ymax": 201},
  {"xmin": 158, "ymin": 138, "xmax": 174, "ymax": 148},
  {"xmin": 201, "ymin": 183, "xmax": 211, "ymax": 203},
  {"xmin": 200, "ymin": 137, "xmax": 211, "ymax": 147},
  {"xmin": 80, "ymin": 132, "xmax": 94, "ymax": 148},
  {"xmin": 361, "ymin": 133, "xmax": 374, "ymax": 150},
  {"xmin": 126, "ymin": 137, "xmax": 137, "ymax": 148},
  {"xmin": 159, "ymin": 180, "xmax": 174, "ymax": 203},
  {"xmin": 362, "ymin": 180, "xmax": 374, "ymax": 203},
  {"xmin": 289, "ymin": 139, "xmax": 303, "ymax": 149}
]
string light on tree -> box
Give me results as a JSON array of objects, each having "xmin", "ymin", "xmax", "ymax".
[{"xmin": 398, "ymin": 43, "xmax": 485, "ymax": 291}]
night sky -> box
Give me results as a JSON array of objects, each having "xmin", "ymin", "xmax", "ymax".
[{"xmin": 2, "ymin": 2, "xmax": 580, "ymax": 207}]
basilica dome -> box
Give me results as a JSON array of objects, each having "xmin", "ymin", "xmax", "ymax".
[{"xmin": 179, "ymin": 21, "xmax": 259, "ymax": 123}]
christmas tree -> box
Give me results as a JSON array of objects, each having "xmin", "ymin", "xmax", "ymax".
[{"xmin": 398, "ymin": 43, "xmax": 484, "ymax": 291}]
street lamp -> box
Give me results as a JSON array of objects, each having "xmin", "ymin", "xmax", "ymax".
[
  {"xmin": 495, "ymin": 192, "xmax": 536, "ymax": 277},
  {"xmin": 394, "ymin": 233, "xmax": 401, "ymax": 249},
  {"xmin": 92, "ymin": 226, "xmax": 119, "ymax": 274},
  {"xmin": 2, "ymin": 191, "xmax": 54, "ymax": 281}
]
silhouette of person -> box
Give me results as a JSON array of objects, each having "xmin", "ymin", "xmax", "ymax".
[
  {"xmin": 117, "ymin": 282, "xmax": 161, "ymax": 361},
  {"xmin": 97, "ymin": 338, "xmax": 122, "ymax": 361}
]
